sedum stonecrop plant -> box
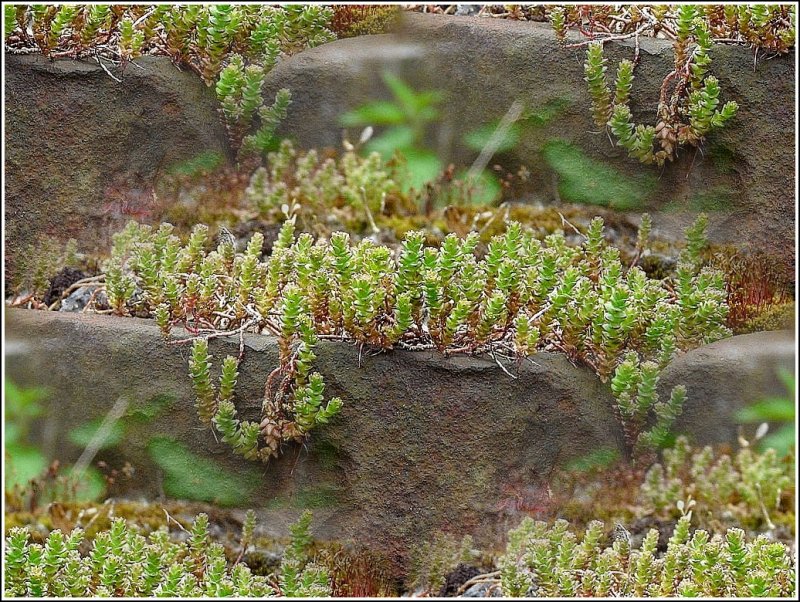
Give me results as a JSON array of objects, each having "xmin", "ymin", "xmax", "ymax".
[
  {"xmin": 408, "ymin": 533, "xmax": 477, "ymax": 596},
  {"xmin": 101, "ymin": 213, "xmax": 728, "ymax": 462},
  {"xmin": 5, "ymin": 5, "xmax": 334, "ymax": 84},
  {"xmin": 3, "ymin": 515, "xmax": 271, "ymax": 597},
  {"xmin": 499, "ymin": 514, "xmax": 795, "ymax": 597},
  {"xmin": 245, "ymin": 138, "xmax": 404, "ymax": 219},
  {"xmin": 550, "ymin": 4, "xmax": 796, "ymax": 55},
  {"xmin": 214, "ymin": 56, "xmax": 292, "ymax": 157},
  {"xmin": 640, "ymin": 435, "xmax": 794, "ymax": 532},
  {"xmin": 583, "ymin": 4, "xmax": 740, "ymax": 166},
  {"xmin": 5, "ymin": 5, "xmax": 332, "ymax": 155},
  {"xmin": 3, "ymin": 511, "xmax": 332, "ymax": 598},
  {"xmin": 8, "ymin": 237, "xmax": 81, "ymax": 299},
  {"xmin": 244, "ymin": 138, "xmax": 498, "ymax": 225}
]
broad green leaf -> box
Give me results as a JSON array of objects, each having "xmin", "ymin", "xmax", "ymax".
[
  {"xmin": 381, "ymin": 71, "xmax": 420, "ymax": 116},
  {"xmin": 380, "ymin": 72, "xmax": 442, "ymax": 119},
  {"xmin": 147, "ymin": 436, "xmax": 259, "ymax": 507},
  {"xmin": 524, "ymin": 97, "xmax": 570, "ymax": 126},
  {"xmin": 4, "ymin": 444, "xmax": 48, "ymax": 490},
  {"xmin": 736, "ymin": 369, "xmax": 795, "ymax": 424},
  {"xmin": 5, "ymin": 422, "xmax": 20, "ymax": 445},
  {"xmin": 68, "ymin": 418, "xmax": 126, "ymax": 450},
  {"xmin": 166, "ymin": 151, "xmax": 224, "ymax": 178},
  {"xmin": 564, "ymin": 447, "xmax": 621, "ymax": 473},
  {"xmin": 416, "ymin": 105, "xmax": 441, "ymax": 123},
  {"xmin": 463, "ymin": 121, "xmax": 521, "ymax": 154},
  {"xmin": 412, "ymin": 90, "xmax": 445, "ymax": 111},
  {"xmin": 396, "ymin": 149, "xmax": 443, "ymax": 192},
  {"xmin": 5, "ymin": 380, "xmax": 47, "ymax": 420},
  {"xmin": 127, "ymin": 394, "xmax": 176, "ymax": 423},
  {"xmin": 759, "ymin": 425, "xmax": 795, "ymax": 457},
  {"xmin": 364, "ymin": 125, "xmax": 416, "ymax": 158},
  {"xmin": 454, "ymin": 169, "xmax": 502, "ymax": 205},
  {"xmin": 340, "ymin": 101, "xmax": 406, "ymax": 127},
  {"xmin": 542, "ymin": 139, "xmax": 653, "ymax": 210},
  {"xmin": 735, "ymin": 398, "xmax": 795, "ymax": 423}
]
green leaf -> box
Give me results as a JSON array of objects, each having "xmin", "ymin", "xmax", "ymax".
[
  {"xmin": 127, "ymin": 394, "xmax": 176, "ymax": 423},
  {"xmin": 64, "ymin": 466, "xmax": 106, "ymax": 503},
  {"xmin": 68, "ymin": 419, "xmax": 126, "ymax": 451},
  {"xmin": 395, "ymin": 148, "xmax": 443, "ymax": 192},
  {"xmin": 339, "ymin": 101, "xmax": 406, "ymax": 127},
  {"xmin": 758, "ymin": 425, "xmax": 795, "ymax": 457},
  {"xmin": 382, "ymin": 71, "xmax": 418, "ymax": 112},
  {"xmin": 364, "ymin": 125, "xmax": 416, "ymax": 158},
  {"xmin": 165, "ymin": 151, "xmax": 225, "ymax": 178},
  {"xmin": 416, "ymin": 104, "xmax": 441, "ymax": 123},
  {"xmin": 524, "ymin": 97, "xmax": 571, "ymax": 127},
  {"xmin": 4, "ymin": 444, "xmax": 48, "ymax": 490},
  {"xmin": 735, "ymin": 398, "xmax": 795, "ymax": 423},
  {"xmin": 147, "ymin": 436, "xmax": 259, "ymax": 507},
  {"xmin": 5, "ymin": 422, "xmax": 21, "ymax": 445},
  {"xmin": 463, "ymin": 122, "xmax": 521, "ymax": 154},
  {"xmin": 542, "ymin": 139, "xmax": 653, "ymax": 210},
  {"xmin": 5, "ymin": 380, "xmax": 47, "ymax": 421},
  {"xmin": 453, "ymin": 169, "xmax": 502, "ymax": 205},
  {"xmin": 564, "ymin": 447, "xmax": 621, "ymax": 473},
  {"xmin": 413, "ymin": 90, "xmax": 444, "ymax": 110},
  {"xmin": 381, "ymin": 71, "xmax": 442, "ymax": 117}
]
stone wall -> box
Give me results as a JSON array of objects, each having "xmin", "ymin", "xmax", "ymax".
[
  {"xmin": 4, "ymin": 54, "xmax": 231, "ymax": 269},
  {"xmin": 263, "ymin": 13, "xmax": 795, "ymax": 272},
  {"xmin": 4, "ymin": 14, "xmax": 795, "ymax": 279},
  {"xmin": 5, "ymin": 308, "xmax": 795, "ymax": 572}
]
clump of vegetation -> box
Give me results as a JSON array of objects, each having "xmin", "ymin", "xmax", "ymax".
[
  {"xmin": 3, "ymin": 510, "xmax": 332, "ymax": 598},
  {"xmin": 583, "ymin": 5, "xmax": 739, "ymax": 166},
  {"xmin": 245, "ymin": 139, "xmax": 576, "ymax": 234},
  {"xmin": 153, "ymin": 152, "xmax": 252, "ymax": 230},
  {"xmin": 499, "ymin": 513, "xmax": 795, "ymax": 597},
  {"xmin": 640, "ymin": 436, "xmax": 794, "ymax": 532},
  {"xmin": 5, "ymin": 380, "xmax": 107, "ymax": 509},
  {"xmin": 408, "ymin": 533, "xmax": 478, "ymax": 595},
  {"xmin": 340, "ymin": 71, "xmax": 447, "ymax": 192},
  {"xmin": 246, "ymin": 138, "xmax": 409, "ymax": 223},
  {"xmin": 549, "ymin": 4, "xmax": 796, "ymax": 54},
  {"xmin": 557, "ymin": 4, "xmax": 795, "ymax": 167},
  {"xmin": 215, "ymin": 61, "xmax": 292, "ymax": 159},
  {"xmin": 319, "ymin": 549, "xmax": 396, "ymax": 597},
  {"xmin": 710, "ymin": 249, "xmax": 794, "ymax": 333},
  {"xmin": 340, "ymin": 72, "xmax": 520, "ymax": 203},
  {"xmin": 741, "ymin": 301, "xmax": 795, "ymax": 333},
  {"xmin": 6, "ymin": 237, "xmax": 82, "ymax": 301},
  {"xmin": 546, "ymin": 432, "xmax": 795, "ymax": 551},
  {"xmin": 736, "ymin": 368, "xmax": 796, "ymax": 458},
  {"xmin": 330, "ymin": 4, "xmax": 400, "ymax": 38},
  {"xmin": 4, "ymin": 514, "xmax": 270, "ymax": 597},
  {"xmin": 4, "ymin": 5, "xmax": 332, "ymax": 155},
  {"xmin": 275, "ymin": 510, "xmax": 332, "ymax": 598},
  {"xmin": 4, "ymin": 5, "xmax": 334, "ymax": 84},
  {"xmin": 94, "ymin": 213, "xmax": 727, "ymax": 462}
]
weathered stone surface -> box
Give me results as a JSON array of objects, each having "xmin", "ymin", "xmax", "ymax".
[
  {"xmin": 4, "ymin": 14, "xmax": 795, "ymax": 281},
  {"xmin": 262, "ymin": 13, "xmax": 795, "ymax": 275},
  {"xmin": 660, "ymin": 330, "xmax": 796, "ymax": 445},
  {"xmin": 4, "ymin": 54, "xmax": 231, "ymax": 270},
  {"xmin": 4, "ymin": 308, "xmax": 622, "ymax": 571},
  {"xmin": 4, "ymin": 308, "xmax": 795, "ymax": 572}
]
